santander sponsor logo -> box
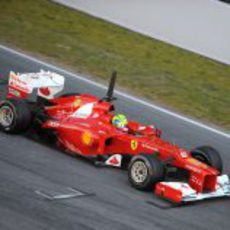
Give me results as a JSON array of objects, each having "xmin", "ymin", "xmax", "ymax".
[
  {"xmin": 108, "ymin": 156, "xmax": 119, "ymax": 165},
  {"xmin": 105, "ymin": 154, "xmax": 122, "ymax": 167},
  {"xmin": 39, "ymin": 87, "xmax": 51, "ymax": 96}
]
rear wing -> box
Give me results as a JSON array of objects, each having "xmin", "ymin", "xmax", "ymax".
[{"xmin": 7, "ymin": 70, "xmax": 65, "ymax": 99}]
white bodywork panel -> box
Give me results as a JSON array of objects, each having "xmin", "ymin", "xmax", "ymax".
[{"xmin": 71, "ymin": 103, "xmax": 94, "ymax": 118}]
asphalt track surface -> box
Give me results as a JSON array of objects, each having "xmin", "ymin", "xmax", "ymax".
[
  {"xmin": 0, "ymin": 46, "xmax": 229, "ymax": 230},
  {"xmin": 53, "ymin": 0, "xmax": 230, "ymax": 65}
]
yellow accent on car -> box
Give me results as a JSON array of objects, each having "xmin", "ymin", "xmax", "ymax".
[
  {"xmin": 131, "ymin": 140, "xmax": 138, "ymax": 150},
  {"xmin": 82, "ymin": 131, "xmax": 92, "ymax": 145},
  {"xmin": 73, "ymin": 98, "xmax": 81, "ymax": 107}
]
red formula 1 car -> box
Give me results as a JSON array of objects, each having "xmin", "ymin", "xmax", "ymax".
[{"xmin": 0, "ymin": 70, "xmax": 229, "ymax": 203}]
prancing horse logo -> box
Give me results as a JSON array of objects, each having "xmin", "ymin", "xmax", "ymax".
[{"xmin": 131, "ymin": 140, "xmax": 138, "ymax": 150}]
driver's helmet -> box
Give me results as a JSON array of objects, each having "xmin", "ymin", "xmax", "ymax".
[{"xmin": 112, "ymin": 114, "xmax": 128, "ymax": 128}]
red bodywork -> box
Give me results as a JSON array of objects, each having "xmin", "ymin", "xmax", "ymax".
[{"xmin": 40, "ymin": 93, "xmax": 218, "ymax": 194}]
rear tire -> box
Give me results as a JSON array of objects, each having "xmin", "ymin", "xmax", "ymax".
[
  {"xmin": 0, "ymin": 99, "xmax": 31, "ymax": 133},
  {"xmin": 191, "ymin": 146, "xmax": 223, "ymax": 174},
  {"xmin": 128, "ymin": 154, "xmax": 165, "ymax": 191}
]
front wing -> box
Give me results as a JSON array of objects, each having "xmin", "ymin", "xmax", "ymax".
[{"xmin": 155, "ymin": 175, "xmax": 230, "ymax": 203}]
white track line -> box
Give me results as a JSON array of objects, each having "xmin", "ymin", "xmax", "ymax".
[{"xmin": 0, "ymin": 44, "xmax": 229, "ymax": 139}]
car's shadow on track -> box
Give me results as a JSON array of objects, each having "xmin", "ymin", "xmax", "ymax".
[
  {"xmin": 146, "ymin": 196, "xmax": 229, "ymax": 209},
  {"xmin": 22, "ymin": 129, "xmax": 100, "ymax": 167}
]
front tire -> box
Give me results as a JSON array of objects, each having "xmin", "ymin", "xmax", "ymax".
[
  {"xmin": 191, "ymin": 146, "xmax": 223, "ymax": 174},
  {"xmin": 128, "ymin": 154, "xmax": 165, "ymax": 191},
  {"xmin": 0, "ymin": 99, "xmax": 31, "ymax": 134}
]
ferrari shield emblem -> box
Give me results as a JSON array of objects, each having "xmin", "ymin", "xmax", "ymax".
[{"xmin": 131, "ymin": 140, "xmax": 138, "ymax": 150}]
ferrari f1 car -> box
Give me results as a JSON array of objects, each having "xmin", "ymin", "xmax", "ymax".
[{"xmin": 0, "ymin": 70, "xmax": 229, "ymax": 203}]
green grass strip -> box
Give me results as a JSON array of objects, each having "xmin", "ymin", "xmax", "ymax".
[{"xmin": 0, "ymin": 0, "xmax": 229, "ymax": 129}]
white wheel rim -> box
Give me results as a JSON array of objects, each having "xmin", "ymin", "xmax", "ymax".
[
  {"xmin": 0, "ymin": 106, "xmax": 14, "ymax": 127},
  {"xmin": 131, "ymin": 161, "xmax": 148, "ymax": 183}
]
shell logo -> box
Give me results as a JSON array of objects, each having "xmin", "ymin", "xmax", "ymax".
[
  {"xmin": 73, "ymin": 98, "xmax": 81, "ymax": 107},
  {"xmin": 82, "ymin": 131, "xmax": 92, "ymax": 145},
  {"xmin": 131, "ymin": 140, "xmax": 138, "ymax": 150}
]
